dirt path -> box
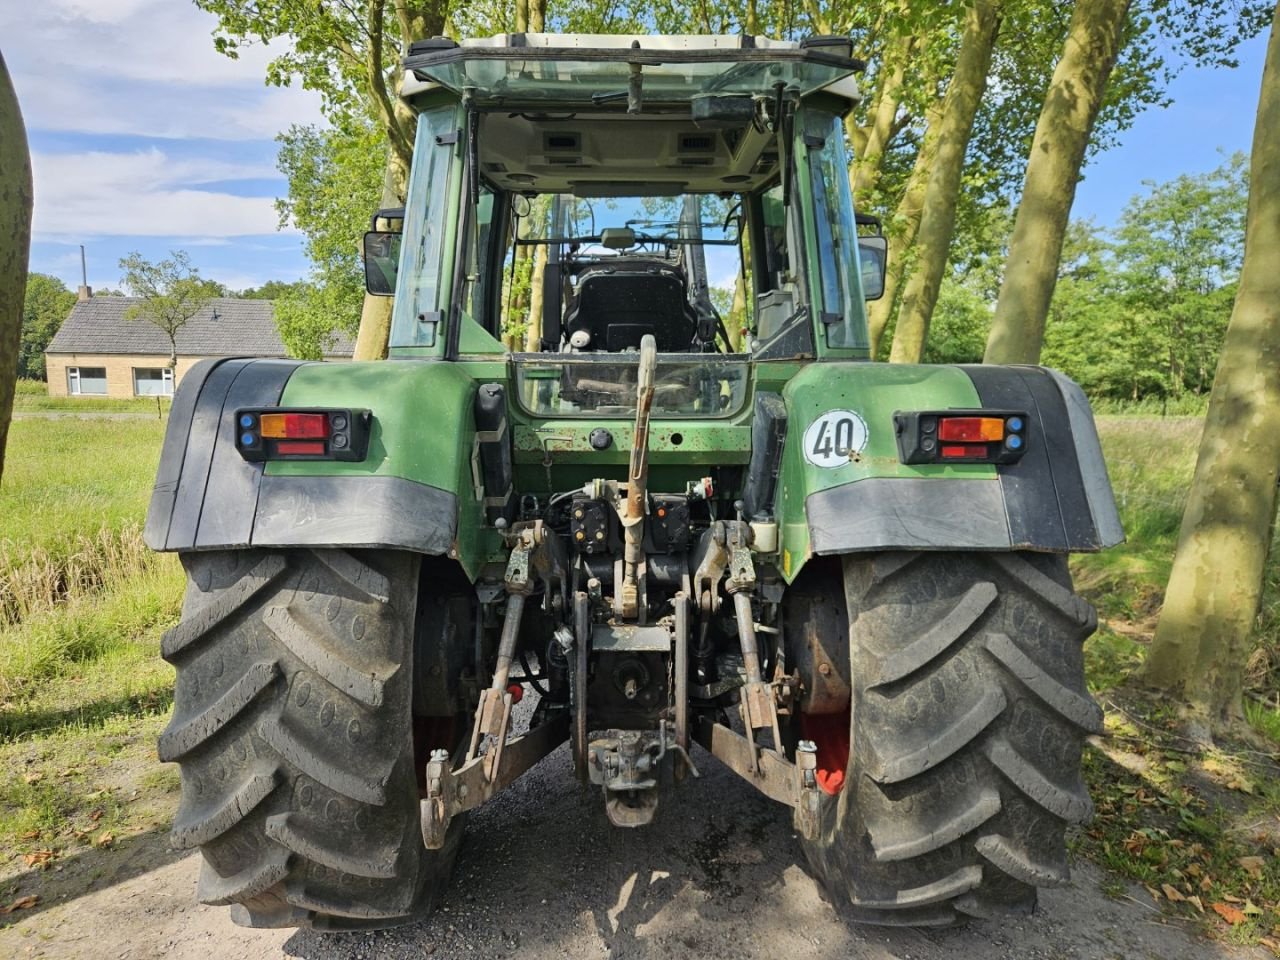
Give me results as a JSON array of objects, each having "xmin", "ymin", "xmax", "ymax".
[{"xmin": 1, "ymin": 741, "xmax": 1266, "ymax": 960}]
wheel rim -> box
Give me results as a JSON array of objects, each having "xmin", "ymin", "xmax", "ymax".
[{"xmin": 799, "ymin": 710, "xmax": 850, "ymax": 795}]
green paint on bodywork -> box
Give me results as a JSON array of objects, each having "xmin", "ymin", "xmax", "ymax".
[
  {"xmin": 270, "ymin": 360, "xmax": 500, "ymax": 578},
  {"xmin": 775, "ymin": 362, "xmax": 993, "ymax": 581},
  {"xmin": 263, "ymin": 356, "xmax": 999, "ymax": 584}
]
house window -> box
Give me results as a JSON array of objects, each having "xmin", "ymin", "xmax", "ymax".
[
  {"xmin": 133, "ymin": 367, "xmax": 174, "ymax": 397},
  {"xmin": 67, "ymin": 367, "xmax": 108, "ymax": 395}
]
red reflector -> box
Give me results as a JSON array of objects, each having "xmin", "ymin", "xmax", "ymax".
[
  {"xmin": 941, "ymin": 444, "xmax": 984, "ymax": 458},
  {"xmin": 938, "ymin": 417, "xmax": 1004, "ymax": 442},
  {"xmin": 506, "ymin": 683, "xmax": 524, "ymax": 704},
  {"xmin": 275, "ymin": 440, "xmax": 326, "ymax": 456},
  {"xmin": 260, "ymin": 412, "xmax": 329, "ymax": 439}
]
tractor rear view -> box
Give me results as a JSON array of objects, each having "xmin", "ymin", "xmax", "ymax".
[{"xmin": 145, "ymin": 32, "xmax": 1122, "ymax": 931}]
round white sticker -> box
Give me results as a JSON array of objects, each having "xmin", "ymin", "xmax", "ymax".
[{"xmin": 803, "ymin": 410, "xmax": 869, "ymax": 468}]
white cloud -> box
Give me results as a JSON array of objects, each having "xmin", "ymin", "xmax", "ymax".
[
  {"xmin": 2, "ymin": 0, "xmax": 324, "ymax": 140},
  {"xmin": 31, "ymin": 148, "xmax": 292, "ymax": 239}
]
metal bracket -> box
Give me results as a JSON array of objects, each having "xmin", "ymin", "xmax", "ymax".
[
  {"xmin": 693, "ymin": 716, "xmax": 823, "ymax": 841},
  {"xmin": 421, "ymin": 712, "xmax": 569, "ymax": 849}
]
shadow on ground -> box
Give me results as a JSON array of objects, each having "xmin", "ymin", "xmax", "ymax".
[
  {"xmin": 273, "ymin": 744, "xmax": 1252, "ymax": 960},
  {"xmin": 0, "ymin": 826, "xmax": 182, "ymax": 927}
]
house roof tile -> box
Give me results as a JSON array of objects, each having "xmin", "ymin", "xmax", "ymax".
[{"xmin": 45, "ymin": 297, "xmax": 355, "ymax": 358}]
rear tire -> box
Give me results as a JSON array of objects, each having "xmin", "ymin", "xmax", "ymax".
[
  {"xmin": 798, "ymin": 551, "xmax": 1102, "ymax": 926},
  {"xmin": 159, "ymin": 548, "xmax": 462, "ymax": 930}
]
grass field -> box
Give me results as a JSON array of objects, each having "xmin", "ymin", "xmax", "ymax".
[
  {"xmin": 0, "ymin": 404, "xmax": 1276, "ymax": 941},
  {"xmin": 0, "ymin": 413, "xmax": 182, "ymax": 880}
]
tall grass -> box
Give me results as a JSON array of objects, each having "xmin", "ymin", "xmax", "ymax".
[
  {"xmin": 1090, "ymin": 394, "xmax": 1211, "ymax": 417},
  {"xmin": 13, "ymin": 378, "xmax": 172, "ymax": 414},
  {"xmin": 0, "ymin": 418, "xmax": 181, "ymax": 711},
  {"xmin": 1078, "ymin": 415, "xmax": 1280, "ymax": 707}
]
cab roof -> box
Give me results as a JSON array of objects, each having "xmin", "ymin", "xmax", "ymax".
[{"xmin": 402, "ymin": 33, "xmax": 863, "ymax": 108}]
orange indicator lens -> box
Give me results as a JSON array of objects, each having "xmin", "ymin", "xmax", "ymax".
[
  {"xmin": 938, "ymin": 417, "xmax": 1004, "ymax": 442},
  {"xmin": 259, "ymin": 413, "xmax": 329, "ymax": 439}
]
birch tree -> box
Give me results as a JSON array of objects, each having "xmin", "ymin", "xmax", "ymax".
[
  {"xmin": 0, "ymin": 50, "xmax": 32, "ymax": 485},
  {"xmin": 1143, "ymin": 1, "xmax": 1280, "ymax": 735}
]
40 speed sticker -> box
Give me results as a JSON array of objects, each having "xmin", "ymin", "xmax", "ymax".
[{"xmin": 802, "ymin": 409, "xmax": 869, "ymax": 468}]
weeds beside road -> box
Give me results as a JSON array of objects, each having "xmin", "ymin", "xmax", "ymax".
[{"xmin": 0, "ymin": 403, "xmax": 1276, "ymax": 953}]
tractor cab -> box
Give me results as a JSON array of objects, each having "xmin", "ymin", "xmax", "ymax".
[{"xmin": 364, "ymin": 34, "xmax": 883, "ymax": 371}]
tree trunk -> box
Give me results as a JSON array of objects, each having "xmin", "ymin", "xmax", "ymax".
[
  {"xmin": 889, "ymin": 1, "xmax": 1001, "ymax": 364},
  {"xmin": 353, "ymin": 160, "xmax": 403, "ymax": 360},
  {"xmin": 0, "ymin": 51, "xmax": 32, "ymax": 485},
  {"xmin": 866, "ymin": 96, "xmax": 945, "ymax": 358},
  {"xmin": 851, "ymin": 34, "xmax": 914, "ymax": 203},
  {"xmin": 529, "ymin": 0, "xmax": 545, "ymax": 32},
  {"xmin": 353, "ymin": 2, "xmax": 449, "ymax": 361},
  {"xmin": 983, "ymin": 0, "xmax": 1131, "ymax": 364},
  {"xmin": 524, "ymin": 242, "xmax": 548, "ymax": 351},
  {"xmin": 1142, "ymin": 4, "xmax": 1280, "ymax": 735},
  {"xmin": 730, "ymin": 271, "xmax": 747, "ymax": 352}
]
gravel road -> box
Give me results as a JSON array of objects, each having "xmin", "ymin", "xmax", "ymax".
[{"xmin": 1, "ymin": 734, "xmax": 1267, "ymax": 960}]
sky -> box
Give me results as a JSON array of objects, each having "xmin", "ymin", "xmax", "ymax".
[{"xmin": 2, "ymin": 1, "xmax": 1270, "ymax": 296}]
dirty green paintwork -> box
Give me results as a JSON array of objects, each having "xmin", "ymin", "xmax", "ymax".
[
  {"xmin": 270, "ymin": 359, "xmax": 499, "ymax": 578},
  {"xmin": 267, "ymin": 355, "xmax": 998, "ymax": 583},
  {"xmin": 774, "ymin": 362, "xmax": 994, "ymax": 580}
]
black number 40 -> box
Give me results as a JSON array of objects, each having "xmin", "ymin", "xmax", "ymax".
[{"xmin": 812, "ymin": 416, "xmax": 857, "ymax": 458}]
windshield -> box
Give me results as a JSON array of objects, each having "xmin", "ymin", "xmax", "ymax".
[
  {"xmin": 514, "ymin": 355, "xmax": 750, "ymax": 418},
  {"xmin": 489, "ymin": 192, "xmax": 748, "ymax": 355}
]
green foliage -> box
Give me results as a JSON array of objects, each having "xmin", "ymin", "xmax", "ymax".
[
  {"xmin": 1042, "ymin": 155, "xmax": 1247, "ymax": 401},
  {"xmin": 922, "ymin": 275, "xmax": 990, "ymax": 363},
  {"xmin": 234, "ymin": 279, "xmax": 306, "ymax": 300},
  {"xmin": 274, "ymin": 282, "xmax": 361, "ymax": 360},
  {"xmin": 117, "ymin": 251, "xmax": 220, "ymax": 364},
  {"xmin": 19, "ymin": 274, "xmax": 75, "ymax": 380},
  {"xmin": 272, "ymin": 118, "xmax": 385, "ymax": 357}
]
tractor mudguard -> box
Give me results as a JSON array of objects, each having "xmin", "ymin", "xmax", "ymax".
[
  {"xmin": 776, "ymin": 363, "xmax": 1122, "ymax": 580},
  {"xmin": 144, "ymin": 357, "xmax": 468, "ymax": 558}
]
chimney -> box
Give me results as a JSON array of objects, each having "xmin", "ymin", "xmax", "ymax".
[{"xmin": 77, "ymin": 245, "xmax": 92, "ymax": 300}]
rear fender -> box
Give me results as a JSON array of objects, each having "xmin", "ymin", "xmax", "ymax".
[
  {"xmin": 775, "ymin": 363, "xmax": 1123, "ymax": 582},
  {"xmin": 144, "ymin": 358, "xmax": 482, "ymax": 573}
]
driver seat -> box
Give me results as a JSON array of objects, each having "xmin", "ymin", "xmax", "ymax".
[{"xmin": 563, "ymin": 260, "xmax": 701, "ymax": 352}]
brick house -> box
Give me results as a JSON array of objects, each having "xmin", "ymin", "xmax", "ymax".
[{"xmin": 44, "ymin": 297, "xmax": 354, "ymax": 398}]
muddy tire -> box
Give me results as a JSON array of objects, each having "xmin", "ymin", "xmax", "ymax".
[
  {"xmin": 158, "ymin": 549, "xmax": 462, "ymax": 930},
  {"xmin": 799, "ymin": 552, "xmax": 1102, "ymax": 926}
]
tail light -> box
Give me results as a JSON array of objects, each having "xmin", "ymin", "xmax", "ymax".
[
  {"xmin": 894, "ymin": 410, "xmax": 1027, "ymax": 465},
  {"xmin": 236, "ymin": 408, "xmax": 372, "ymax": 462}
]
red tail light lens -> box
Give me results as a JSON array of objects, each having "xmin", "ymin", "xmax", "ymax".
[
  {"xmin": 236, "ymin": 408, "xmax": 371, "ymax": 462},
  {"xmin": 894, "ymin": 409, "xmax": 1029, "ymax": 465},
  {"xmin": 938, "ymin": 417, "xmax": 1005, "ymax": 442},
  {"xmin": 259, "ymin": 413, "xmax": 330, "ymax": 439},
  {"xmin": 274, "ymin": 440, "xmax": 327, "ymax": 456}
]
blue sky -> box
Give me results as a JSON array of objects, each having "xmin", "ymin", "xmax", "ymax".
[{"xmin": 3, "ymin": 2, "xmax": 1268, "ymax": 295}]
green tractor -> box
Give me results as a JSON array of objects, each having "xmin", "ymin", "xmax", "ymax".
[{"xmin": 146, "ymin": 32, "xmax": 1122, "ymax": 931}]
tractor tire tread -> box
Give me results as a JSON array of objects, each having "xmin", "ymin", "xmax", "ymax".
[
  {"xmin": 800, "ymin": 552, "xmax": 1099, "ymax": 926},
  {"xmin": 162, "ymin": 549, "xmax": 460, "ymax": 931}
]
